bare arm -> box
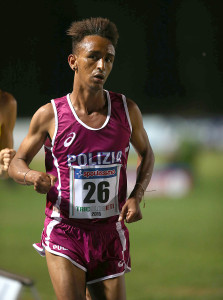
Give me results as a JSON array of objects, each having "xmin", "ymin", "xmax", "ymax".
[
  {"xmin": 118, "ymin": 99, "xmax": 155, "ymax": 223},
  {"xmin": 8, "ymin": 103, "xmax": 57, "ymax": 193},
  {"xmin": 0, "ymin": 92, "xmax": 17, "ymax": 149},
  {"xmin": 0, "ymin": 92, "xmax": 17, "ymax": 178}
]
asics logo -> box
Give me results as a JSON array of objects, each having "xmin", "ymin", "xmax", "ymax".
[
  {"xmin": 64, "ymin": 132, "xmax": 76, "ymax": 147},
  {"xmin": 118, "ymin": 261, "xmax": 124, "ymax": 267}
]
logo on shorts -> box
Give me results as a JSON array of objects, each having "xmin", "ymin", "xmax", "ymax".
[
  {"xmin": 118, "ymin": 261, "xmax": 124, "ymax": 267},
  {"xmin": 53, "ymin": 245, "xmax": 68, "ymax": 251},
  {"xmin": 64, "ymin": 132, "xmax": 76, "ymax": 148}
]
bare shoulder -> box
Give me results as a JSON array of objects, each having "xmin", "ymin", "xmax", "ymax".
[
  {"xmin": 29, "ymin": 103, "xmax": 55, "ymax": 135},
  {"xmin": 126, "ymin": 98, "xmax": 138, "ymax": 110},
  {"xmin": 126, "ymin": 98, "xmax": 143, "ymax": 127},
  {"xmin": 34, "ymin": 102, "xmax": 54, "ymax": 119},
  {"xmin": 0, "ymin": 90, "xmax": 17, "ymax": 111},
  {"xmin": 31, "ymin": 103, "xmax": 54, "ymax": 133}
]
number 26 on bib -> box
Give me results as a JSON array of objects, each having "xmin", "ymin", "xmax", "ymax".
[{"xmin": 69, "ymin": 164, "xmax": 121, "ymax": 219}]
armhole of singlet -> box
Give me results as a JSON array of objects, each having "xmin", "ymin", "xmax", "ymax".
[
  {"xmin": 51, "ymin": 99, "xmax": 58, "ymax": 147},
  {"xmin": 121, "ymin": 94, "xmax": 132, "ymax": 133}
]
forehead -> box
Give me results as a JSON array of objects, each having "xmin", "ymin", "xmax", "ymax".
[{"xmin": 77, "ymin": 35, "xmax": 115, "ymax": 56}]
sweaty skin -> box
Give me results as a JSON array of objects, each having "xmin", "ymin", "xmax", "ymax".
[
  {"xmin": 9, "ymin": 35, "xmax": 154, "ymax": 300},
  {"xmin": 0, "ymin": 90, "xmax": 17, "ymax": 179}
]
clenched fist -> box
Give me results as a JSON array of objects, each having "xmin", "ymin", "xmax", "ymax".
[
  {"xmin": 24, "ymin": 170, "xmax": 57, "ymax": 194},
  {"xmin": 0, "ymin": 148, "xmax": 16, "ymax": 178}
]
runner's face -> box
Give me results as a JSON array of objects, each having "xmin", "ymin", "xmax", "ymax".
[{"xmin": 74, "ymin": 35, "xmax": 115, "ymax": 89}]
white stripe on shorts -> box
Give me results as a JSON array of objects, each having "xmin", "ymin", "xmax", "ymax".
[
  {"xmin": 44, "ymin": 246, "xmax": 87, "ymax": 272},
  {"xmin": 45, "ymin": 219, "xmax": 60, "ymax": 248}
]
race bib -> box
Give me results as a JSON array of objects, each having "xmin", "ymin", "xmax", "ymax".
[{"xmin": 69, "ymin": 164, "xmax": 121, "ymax": 219}]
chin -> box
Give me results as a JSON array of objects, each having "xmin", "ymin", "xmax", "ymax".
[{"xmin": 89, "ymin": 83, "xmax": 104, "ymax": 91}]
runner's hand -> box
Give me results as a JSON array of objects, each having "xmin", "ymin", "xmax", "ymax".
[
  {"xmin": 0, "ymin": 148, "xmax": 16, "ymax": 171},
  {"xmin": 25, "ymin": 171, "xmax": 57, "ymax": 194},
  {"xmin": 118, "ymin": 197, "xmax": 142, "ymax": 223},
  {"xmin": 34, "ymin": 173, "xmax": 57, "ymax": 194}
]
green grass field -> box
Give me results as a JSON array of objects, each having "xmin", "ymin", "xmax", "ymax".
[{"xmin": 0, "ymin": 150, "xmax": 223, "ymax": 300}]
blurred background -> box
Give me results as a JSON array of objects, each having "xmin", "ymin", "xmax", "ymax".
[{"xmin": 0, "ymin": 0, "xmax": 223, "ymax": 299}]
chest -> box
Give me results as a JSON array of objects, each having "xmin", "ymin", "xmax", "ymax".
[
  {"xmin": 76, "ymin": 111, "xmax": 107, "ymax": 129},
  {"xmin": 52, "ymin": 113, "xmax": 130, "ymax": 169},
  {"xmin": 56, "ymin": 115, "xmax": 129, "ymax": 151},
  {"xmin": 51, "ymin": 94, "xmax": 131, "ymax": 162}
]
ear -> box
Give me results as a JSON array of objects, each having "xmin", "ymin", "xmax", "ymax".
[{"xmin": 68, "ymin": 54, "xmax": 77, "ymax": 71}]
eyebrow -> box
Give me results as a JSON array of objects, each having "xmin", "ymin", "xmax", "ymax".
[{"xmin": 88, "ymin": 50, "xmax": 115, "ymax": 57}]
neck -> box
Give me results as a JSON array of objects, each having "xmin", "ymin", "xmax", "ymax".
[{"xmin": 69, "ymin": 84, "xmax": 106, "ymax": 115}]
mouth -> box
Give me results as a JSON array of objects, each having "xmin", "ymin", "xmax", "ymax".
[{"xmin": 93, "ymin": 73, "xmax": 105, "ymax": 82}]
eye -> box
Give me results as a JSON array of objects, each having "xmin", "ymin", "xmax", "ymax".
[
  {"xmin": 105, "ymin": 57, "xmax": 113, "ymax": 63},
  {"xmin": 88, "ymin": 55, "xmax": 98, "ymax": 60}
]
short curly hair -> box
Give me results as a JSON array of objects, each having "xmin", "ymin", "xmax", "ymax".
[{"xmin": 67, "ymin": 17, "xmax": 119, "ymax": 53}]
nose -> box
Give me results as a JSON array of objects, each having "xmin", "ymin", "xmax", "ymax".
[{"xmin": 97, "ymin": 58, "xmax": 105, "ymax": 71}]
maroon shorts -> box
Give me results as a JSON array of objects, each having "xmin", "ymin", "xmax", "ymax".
[{"xmin": 33, "ymin": 217, "xmax": 131, "ymax": 284}]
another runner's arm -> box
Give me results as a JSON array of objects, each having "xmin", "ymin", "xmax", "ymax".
[
  {"xmin": 0, "ymin": 93, "xmax": 17, "ymax": 149},
  {"xmin": 118, "ymin": 99, "xmax": 154, "ymax": 223},
  {"xmin": 0, "ymin": 93, "xmax": 17, "ymax": 179},
  {"xmin": 8, "ymin": 103, "xmax": 57, "ymax": 193}
]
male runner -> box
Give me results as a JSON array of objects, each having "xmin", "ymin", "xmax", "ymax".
[
  {"xmin": 9, "ymin": 17, "xmax": 155, "ymax": 300},
  {"xmin": 0, "ymin": 89, "xmax": 16, "ymax": 179}
]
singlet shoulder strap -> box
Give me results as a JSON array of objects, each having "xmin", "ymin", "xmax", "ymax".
[
  {"xmin": 51, "ymin": 99, "xmax": 58, "ymax": 147},
  {"xmin": 121, "ymin": 94, "xmax": 132, "ymax": 133}
]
